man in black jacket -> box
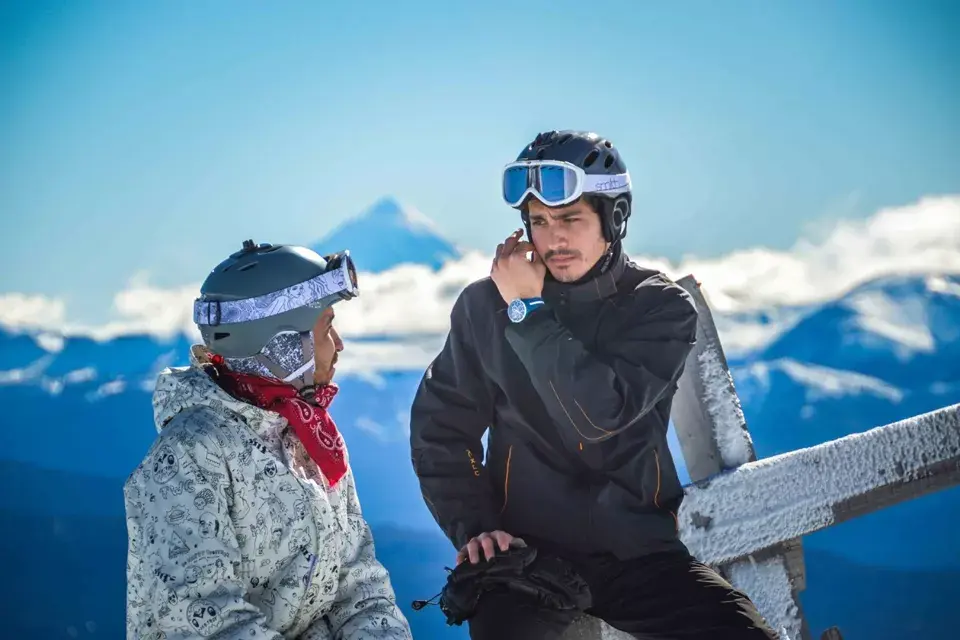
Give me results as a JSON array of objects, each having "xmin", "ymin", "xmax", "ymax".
[{"xmin": 410, "ymin": 130, "xmax": 778, "ymax": 639}]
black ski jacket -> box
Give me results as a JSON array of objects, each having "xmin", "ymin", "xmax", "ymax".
[{"xmin": 409, "ymin": 252, "xmax": 698, "ymax": 560}]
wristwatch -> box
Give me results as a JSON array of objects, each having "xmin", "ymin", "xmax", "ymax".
[{"xmin": 507, "ymin": 297, "xmax": 545, "ymax": 323}]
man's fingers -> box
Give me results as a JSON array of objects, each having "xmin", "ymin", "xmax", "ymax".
[
  {"xmin": 480, "ymin": 535, "xmax": 497, "ymax": 561},
  {"xmin": 513, "ymin": 241, "xmax": 535, "ymax": 257},
  {"xmin": 459, "ymin": 531, "xmax": 519, "ymax": 565},
  {"xmin": 501, "ymin": 229, "xmax": 523, "ymax": 255}
]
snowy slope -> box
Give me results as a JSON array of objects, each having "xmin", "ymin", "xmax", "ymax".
[
  {"xmin": 754, "ymin": 273, "xmax": 960, "ymax": 386},
  {"xmin": 310, "ymin": 196, "xmax": 462, "ymax": 272}
]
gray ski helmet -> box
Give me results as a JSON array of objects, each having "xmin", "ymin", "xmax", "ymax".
[
  {"xmin": 192, "ymin": 239, "xmax": 358, "ymax": 382},
  {"xmin": 514, "ymin": 130, "xmax": 632, "ymax": 242}
]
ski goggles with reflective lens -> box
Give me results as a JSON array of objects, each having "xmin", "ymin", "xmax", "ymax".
[
  {"xmin": 193, "ymin": 250, "xmax": 359, "ymax": 327},
  {"xmin": 501, "ymin": 160, "xmax": 632, "ymax": 209}
]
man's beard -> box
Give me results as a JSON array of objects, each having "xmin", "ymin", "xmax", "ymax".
[{"xmin": 544, "ymin": 248, "xmax": 581, "ymax": 282}]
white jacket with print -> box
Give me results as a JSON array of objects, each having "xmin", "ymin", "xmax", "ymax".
[{"xmin": 123, "ymin": 347, "xmax": 413, "ymax": 639}]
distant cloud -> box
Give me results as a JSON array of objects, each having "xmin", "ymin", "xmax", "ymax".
[
  {"xmin": 2, "ymin": 194, "xmax": 958, "ymax": 370},
  {"xmin": 666, "ymin": 194, "xmax": 960, "ymax": 314},
  {"xmin": 0, "ymin": 293, "xmax": 66, "ymax": 331}
]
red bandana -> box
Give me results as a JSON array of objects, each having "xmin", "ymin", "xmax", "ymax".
[{"xmin": 209, "ymin": 355, "xmax": 348, "ymax": 488}]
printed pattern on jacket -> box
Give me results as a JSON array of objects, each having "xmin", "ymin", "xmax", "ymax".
[{"xmin": 124, "ymin": 350, "xmax": 412, "ymax": 639}]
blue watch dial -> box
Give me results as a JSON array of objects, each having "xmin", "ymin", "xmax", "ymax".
[
  {"xmin": 507, "ymin": 297, "xmax": 544, "ymax": 323},
  {"xmin": 507, "ymin": 298, "xmax": 527, "ymax": 323}
]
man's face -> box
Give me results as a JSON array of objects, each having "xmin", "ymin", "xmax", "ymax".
[
  {"xmin": 527, "ymin": 198, "xmax": 609, "ymax": 283},
  {"xmin": 311, "ymin": 307, "xmax": 343, "ymax": 386}
]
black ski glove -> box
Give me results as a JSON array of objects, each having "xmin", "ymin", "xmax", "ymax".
[{"xmin": 413, "ymin": 544, "xmax": 593, "ymax": 626}]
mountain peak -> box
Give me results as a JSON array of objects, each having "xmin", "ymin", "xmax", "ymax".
[
  {"xmin": 363, "ymin": 196, "xmax": 438, "ymax": 232},
  {"xmin": 310, "ymin": 196, "xmax": 461, "ymax": 273}
]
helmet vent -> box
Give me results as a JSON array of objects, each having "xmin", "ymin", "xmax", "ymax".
[
  {"xmin": 583, "ymin": 149, "xmax": 600, "ymax": 168},
  {"xmin": 558, "ymin": 133, "xmax": 572, "ymax": 145},
  {"xmin": 603, "ymin": 139, "xmax": 613, "ymax": 149},
  {"xmin": 214, "ymin": 332, "xmax": 230, "ymax": 340},
  {"xmin": 238, "ymin": 262, "xmax": 259, "ymax": 272},
  {"xmin": 604, "ymin": 153, "xmax": 615, "ymax": 169}
]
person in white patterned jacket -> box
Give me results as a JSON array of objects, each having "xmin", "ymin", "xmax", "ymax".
[{"xmin": 123, "ymin": 240, "xmax": 413, "ymax": 640}]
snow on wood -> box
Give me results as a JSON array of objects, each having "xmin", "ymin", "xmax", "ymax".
[
  {"xmin": 558, "ymin": 614, "xmax": 631, "ymax": 639},
  {"xmin": 726, "ymin": 555, "xmax": 805, "ymax": 640},
  {"xmin": 672, "ymin": 275, "xmax": 756, "ymax": 482},
  {"xmin": 697, "ymin": 345, "xmax": 755, "ymax": 466},
  {"xmin": 678, "ymin": 403, "xmax": 960, "ymax": 566}
]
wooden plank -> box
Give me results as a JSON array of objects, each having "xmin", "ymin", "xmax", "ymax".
[
  {"xmin": 676, "ymin": 275, "xmax": 757, "ymax": 471},
  {"xmin": 673, "ymin": 275, "xmax": 745, "ymax": 480},
  {"xmin": 558, "ymin": 615, "xmax": 605, "ymax": 639},
  {"xmin": 678, "ymin": 403, "xmax": 960, "ymax": 566},
  {"xmin": 832, "ymin": 453, "xmax": 960, "ymax": 523},
  {"xmin": 558, "ymin": 614, "xmax": 633, "ymax": 639},
  {"xmin": 672, "ymin": 275, "xmax": 810, "ymax": 638},
  {"xmin": 725, "ymin": 555, "xmax": 810, "ymax": 640}
]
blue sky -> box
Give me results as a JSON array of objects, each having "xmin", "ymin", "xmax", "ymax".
[{"xmin": 1, "ymin": 0, "xmax": 958, "ymax": 323}]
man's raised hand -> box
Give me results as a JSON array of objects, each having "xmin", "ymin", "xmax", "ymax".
[{"xmin": 490, "ymin": 228, "xmax": 545, "ymax": 304}]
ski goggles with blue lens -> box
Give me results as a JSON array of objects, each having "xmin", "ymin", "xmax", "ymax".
[{"xmin": 502, "ymin": 160, "xmax": 631, "ymax": 209}]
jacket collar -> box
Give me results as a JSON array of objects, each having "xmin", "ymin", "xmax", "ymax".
[
  {"xmin": 541, "ymin": 249, "xmax": 626, "ymax": 304},
  {"xmin": 151, "ymin": 345, "xmax": 288, "ymax": 439}
]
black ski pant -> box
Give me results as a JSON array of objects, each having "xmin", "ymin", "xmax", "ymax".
[{"xmin": 467, "ymin": 547, "xmax": 780, "ymax": 640}]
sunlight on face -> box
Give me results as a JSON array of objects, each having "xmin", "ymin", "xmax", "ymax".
[
  {"xmin": 527, "ymin": 198, "xmax": 609, "ymax": 282},
  {"xmin": 312, "ymin": 306, "xmax": 344, "ymax": 385}
]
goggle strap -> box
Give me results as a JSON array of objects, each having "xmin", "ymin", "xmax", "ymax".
[
  {"xmin": 194, "ymin": 252, "xmax": 357, "ymax": 326},
  {"xmin": 581, "ymin": 172, "xmax": 631, "ymax": 195}
]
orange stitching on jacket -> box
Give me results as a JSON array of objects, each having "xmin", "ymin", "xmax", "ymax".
[
  {"xmin": 500, "ymin": 445, "xmax": 513, "ymax": 514},
  {"xmin": 573, "ymin": 398, "xmax": 615, "ymax": 435},
  {"xmin": 548, "ymin": 379, "xmax": 614, "ymax": 444},
  {"xmin": 548, "ymin": 379, "xmax": 633, "ymax": 444},
  {"xmin": 653, "ymin": 449, "xmax": 662, "ymax": 509}
]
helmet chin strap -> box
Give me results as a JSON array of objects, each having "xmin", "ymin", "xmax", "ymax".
[
  {"xmin": 246, "ymin": 331, "xmax": 318, "ymax": 389},
  {"xmin": 283, "ymin": 358, "xmax": 315, "ymax": 384}
]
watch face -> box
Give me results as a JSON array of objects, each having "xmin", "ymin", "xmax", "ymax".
[{"xmin": 507, "ymin": 299, "xmax": 526, "ymax": 323}]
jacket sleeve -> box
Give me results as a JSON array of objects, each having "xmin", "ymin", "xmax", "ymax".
[
  {"xmin": 503, "ymin": 280, "xmax": 697, "ymax": 470},
  {"xmin": 409, "ymin": 289, "xmax": 501, "ymax": 550},
  {"xmin": 124, "ymin": 427, "xmax": 281, "ymax": 640},
  {"xmin": 323, "ymin": 470, "xmax": 413, "ymax": 640}
]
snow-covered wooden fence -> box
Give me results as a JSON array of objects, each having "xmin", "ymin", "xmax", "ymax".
[{"xmin": 559, "ymin": 274, "xmax": 960, "ymax": 640}]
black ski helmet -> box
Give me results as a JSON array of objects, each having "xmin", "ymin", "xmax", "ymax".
[{"xmin": 512, "ymin": 130, "xmax": 632, "ymax": 243}]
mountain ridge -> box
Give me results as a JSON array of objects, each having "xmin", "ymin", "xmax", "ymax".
[{"xmin": 309, "ymin": 195, "xmax": 462, "ymax": 272}]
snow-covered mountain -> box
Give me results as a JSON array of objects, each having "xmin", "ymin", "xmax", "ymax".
[
  {"xmin": 1, "ymin": 196, "xmax": 958, "ymax": 639},
  {"xmin": 310, "ymin": 196, "xmax": 462, "ymax": 272}
]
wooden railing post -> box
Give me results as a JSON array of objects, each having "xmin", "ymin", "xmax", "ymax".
[{"xmin": 671, "ymin": 275, "xmax": 811, "ymax": 640}]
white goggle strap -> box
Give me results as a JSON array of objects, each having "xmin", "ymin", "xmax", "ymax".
[
  {"xmin": 581, "ymin": 171, "xmax": 631, "ymax": 195},
  {"xmin": 194, "ymin": 252, "xmax": 358, "ymax": 327},
  {"xmin": 282, "ymin": 358, "xmax": 315, "ymax": 384}
]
